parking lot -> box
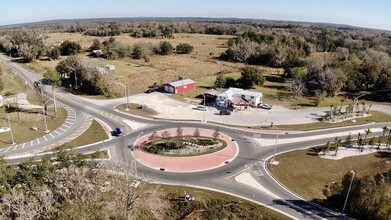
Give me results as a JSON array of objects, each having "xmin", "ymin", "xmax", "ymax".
[{"xmin": 115, "ymin": 93, "xmax": 328, "ymax": 126}]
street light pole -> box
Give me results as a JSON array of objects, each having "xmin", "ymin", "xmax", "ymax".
[
  {"xmin": 202, "ymin": 93, "xmax": 206, "ymax": 122},
  {"xmin": 342, "ymin": 170, "xmax": 355, "ymax": 215},
  {"xmin": 133, "ymin": 131, "xmax": 143, "ymax": 181},
  {"xmin": 6, "ymin": 113, "xmax": 15, "ymax": 145},
  {"xmin": 52, "ymin": 85, "xmax": 57, "ymax": 116},
  {"xmin": 117, "ymin": 83, "xmax": 129, "ymax": 111},
  {"xmin": 271, "ymin": 123, "xmax": 279, "ymax": 165}
]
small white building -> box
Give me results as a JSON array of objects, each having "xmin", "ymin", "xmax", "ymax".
[
  {"xmin": 0, "ymin": 95, "xmax": 3, "ymax": 107},
  {"xmin": 216, "ymin": 87, "xmax": 262, "ymax": 108}
]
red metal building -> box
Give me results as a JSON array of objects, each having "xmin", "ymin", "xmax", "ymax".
[{"xmin": 163, "ymin": 79, "xmax": 196, "ymax": 94}]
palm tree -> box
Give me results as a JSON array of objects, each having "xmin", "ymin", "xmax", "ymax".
[
  {"xmin": 367, "ymin": 104, "xmax": 372, "ymax": 114},
  {"xmin": 362, "ymin": 128, "xmax": 372, "ymax": 152},
  {"xmin": 334, "ymin": 136, "xmax": 342, "ymax": 156},
  {"xmin": 378, "ymin": 126, "xmax": 389, "ymax": 149},
  {"xmin": 325, "ymin": 141, "xmax": 331, "ymax": 154},
  {"xmin": 339, "ymin": 98, "xmax": 346, "ymax": 113},
  {"xmin": 330, "ymin": 105, "xmax": 334, "ymax": 121}
]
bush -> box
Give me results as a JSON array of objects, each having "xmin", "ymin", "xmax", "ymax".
[
  {"xmin": 157, "ymin": 41, "xmax": 173, "ymax": 55},
  {"xmin": 176, "ymin": 43, "xmax": 193, "ymax": 54}
]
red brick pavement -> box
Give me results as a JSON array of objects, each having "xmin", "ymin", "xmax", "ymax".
[{"xmin": 133, "ymin": 128, "xmax": 239, "ymax": 172}]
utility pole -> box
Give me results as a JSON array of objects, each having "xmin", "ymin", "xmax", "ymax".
[
  {"xmin": 6, "ymin": 113, "xmax": 15, "ymax": 145},
  {"xmin": 42, "ymin": 104, "xmax": 50, "ymax": 133},
  {"xmin": 15, "ymin": 95, "xmax": 20, "ymax": 123},
  {"xmin": 52, "ymin": 85, "xmax": 57, "ymax": 117}
]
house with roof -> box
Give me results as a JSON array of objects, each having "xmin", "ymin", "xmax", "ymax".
[
  {"xmin": 215, "ymin": 87, "xmax": 262, "ymax": 108},
  {"xmin": 163, "ymin": 79, "xmax": 195, "ymax": 94}
]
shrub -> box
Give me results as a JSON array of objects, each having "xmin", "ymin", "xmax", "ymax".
[{"xmin": 176, "ymin": 43, "xmax": 193, "ymax": 54}]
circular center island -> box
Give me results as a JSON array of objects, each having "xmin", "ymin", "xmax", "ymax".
[{"xmin": 133, "ymin": 127, "xmax": 238, "ymax": 172}]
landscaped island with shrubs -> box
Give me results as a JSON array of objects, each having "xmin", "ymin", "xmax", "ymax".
[{"xmin": 142, "ymin": 127, "xmax": 227, "ymax": 156}]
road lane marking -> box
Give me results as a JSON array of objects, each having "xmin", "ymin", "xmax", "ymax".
[
  {"xmin": 4, "ymin": 147, "xmax": 11, "ymax": 153},
  {"xmin": 30, "ymin": 140, "xmax": 34, "ymax": 146},
  {"xmin": 43, "ymin": 136, "xmax": 48, "ymax": 141},
  {"xmin": 12, "ymin": 145, "xmax": 18, "ymax": 151},
  {"xmin": 21, "ymin": 143, "xmax": 26, "ymax": 149},
  {"xmin": 49, "ymin": 133, "xmax": 55, "ymax": 138},
  {"xmin": 58, "ymin": 127, "xmax": 66, "ymax": 132},
  {"xmin": 54, "ymin": 130, "xmax": 61, "ymax": 135}
]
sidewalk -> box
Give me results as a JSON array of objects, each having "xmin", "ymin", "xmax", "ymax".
[{"xmin": 133, "ymin": 128, "xmax": 239, "ymax": 172}]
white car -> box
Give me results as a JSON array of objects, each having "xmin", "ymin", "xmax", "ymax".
[
  {"xmin": 196, "ymin": 105, "xmax": 208, "ymax": 111},
  {"xmin": 260, "ymin": 104, "xmax": 273, "ymax": 110}
]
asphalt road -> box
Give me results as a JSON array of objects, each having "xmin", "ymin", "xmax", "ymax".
[{"xmin": 3, "ymin": 55, "xmax": 387, "ymax": 219}]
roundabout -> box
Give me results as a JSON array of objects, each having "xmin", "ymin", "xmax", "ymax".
[{"xmin": 133, "ymin": 127, "xmax": 239, "ymax": 172}]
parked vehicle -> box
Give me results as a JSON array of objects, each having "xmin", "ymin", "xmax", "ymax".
[
  {"xmin": 260, "ymin": 104, "xmax": 273, "ymax": 110},
  {"xmin": 144, "ymin": 88, "xmax": 155, "ymax": 93},
  {"xmin": 111, "ymin": 131, "xmax": 118, "ymax": 137},
  {"xmin": 219, "ymin": 110, "xmax": 231, "ymax": 115},
  {"xmin": 196, "ymin": 105, "xmax": 208, "ymax": 111}
]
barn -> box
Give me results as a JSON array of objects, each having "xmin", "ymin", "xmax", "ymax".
[{"xmin": 163, "ymin": 79, "xmax": 196, "ymax": 94}]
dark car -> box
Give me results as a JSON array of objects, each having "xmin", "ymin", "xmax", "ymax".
[
  {"xmin": 219, "ymin": 110, "xmax": 231, "ymax": 115},
  {"xmin": 144, "ymin": 88, "xmax": 155, "ymax": 93},
  {"xmin": 111, "ymin": 131, "xmax": 118, "ymax": 137}
]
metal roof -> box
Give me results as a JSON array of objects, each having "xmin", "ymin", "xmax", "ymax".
[{"xmin": 167, "ymin": 79, "xmax": 195, "ymax": 87}]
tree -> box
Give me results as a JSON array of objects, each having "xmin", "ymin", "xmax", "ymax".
[
  {"xmin": 344, "ymin": 133, "xmax": 352, "ymax": 147},
  {"xmin": 132, "ymin": 43, "xmax": 153, "ymax": 59},
  {"xmin": 176, "ymin": 125, "xmax": 183, "ymax": 137},
  {"xmin": 48, "ymin": 46, "xmax": 61, "ymax": 60},
  {"xmin": 229, "ymin": 38, "xmax": 258, "ymax": 62},
  {"xmin": 157, "ymin": 41, "xmax": 173, "ymax": 55},
  {"xmin": 193, "ymin": 128, "xmax": 200, "ymax": 137},
  {"xmin": 214, "ymin": 72, "xmax": 226, "ymax": 88},
  {"xmin": 378, "ymin": 126, "xmax": 389, "ymax": 148},
  {"xmin": 148, "ymin": 131, "xmax": 159, "ymax": 141},
  {"xmin": 285, "ymin": 78, "xmax": 306, "ymax": 109},
  {"xmin": 314, "ymin": 90, "xmax": 326, "ymax": 106},
  {"xmin": 334, "ymin": 136, "xmax": 342, "ymax": 156},
  {"xmin": 60, "ymin": 40, "xmax": 81, "ymax": 55},
  {"xmin": 90, "ymin": 38, "xmax": 102, "ymax": 51},
  {"xmin": 362, "ymin": 128, "xmax": 372, "ymax": 152},
  {"xmin": 238, "ymin": 67, "xmax": 264, "ymax": 89},
  {"xmin": 161, "ymin": 130, "xmax": 171, "ymax": 139},
  {"xmin": 43, "ymin": 69, "xmax": 61, "ymax": 86},
  {"xmin": 176, "ymin": 43, "xmax": 193, "ymax": 54},
  {"xmin": 325, "ymin": 141, "xmax": 331, "ymax": 153},
  {"xmin": 213, "ymin": 127, "xmax": 220, "ymax": 139},
  {"xmin": 317, "ymin": 67, "xmax": 346, "ymax": 97}
]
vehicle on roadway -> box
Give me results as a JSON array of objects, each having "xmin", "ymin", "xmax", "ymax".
[
  {"xmin": 196, "ymin": 105, "xmax": 208, "ymax": 111},
  {"xmin": 219, "ymin": 110, "xmax": 231, "ymax": 115},
  {"xmin": 260, "ymin": 103, "xmax": 273, "ymax": 110}
]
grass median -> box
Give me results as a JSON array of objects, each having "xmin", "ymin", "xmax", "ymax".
[
  {"xmin": 0, "ymin": 107, "xmax": 67, "ymax": 148},
  {"xmin": 267, "ymin": 146, "xmax": 391, "ymax": 202}
]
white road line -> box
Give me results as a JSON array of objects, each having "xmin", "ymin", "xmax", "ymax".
[
  {"xmin": 0, "ymin": 148, "xmax": 3, "ymax": 152},
  {"xmin": 64, "ymin": 121, "xmax": 72, "ymax": 125},
  {"xmin": 30, "ymin": 140, "xmax": 34, "ymax": 146},
  {"xmin": 12, "ymin": 145, "xmax": 18, "ymax": 151},
  {"xmin": 43, "ymin": 136, "xmax": 48, "ymax": 141},
  {"xmin": 37, "ymin": 138, "xmax": 40, "ymax": 144},
  {"xmin": 58, "ymin": 127, "xmax": 66, "ymax": 132},
  {"xmin": 21, "ymin": 143, "xmax": 26, "ymax": 149},
  {"xmin": 54, "ymin": 130, "xmax": 61, "ymax": 135},
  {"xmin": 4, "ymin": 147, "xmax": 11, "ymax": 153},
  {"xmin": 62, "ymin": 124, "xmax": 70, "ymax": 128},
  {"xmin": 49, "ymin": 133, "xmax": 55, "ymax": 138}
]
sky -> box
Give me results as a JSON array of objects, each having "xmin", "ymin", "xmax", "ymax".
[{"xmin": 0, "ymin": 0, "xmax": 390, "ymax": 31}]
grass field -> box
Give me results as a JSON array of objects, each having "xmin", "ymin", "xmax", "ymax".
[
  {"xmin": 0, "ymin": 107, "xmax": 67, "ymax": 147},
  {"xmin": 52, "ymin": 119, "xmax": 109, "ymax": 151},
  {"xmin": 117, "ymin": 103, "xmax": 157, "ymax": 116},
  {"xmin": 159, "ymin": 184, "xmax": 291, "ymax": 220},
  {"xmin": 0, "ymin": 62, "xmax": 27, "ymax": 96},
  {"xmin": 268, "ymin": 147, "xmax": 391, "ymax": 201}
]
